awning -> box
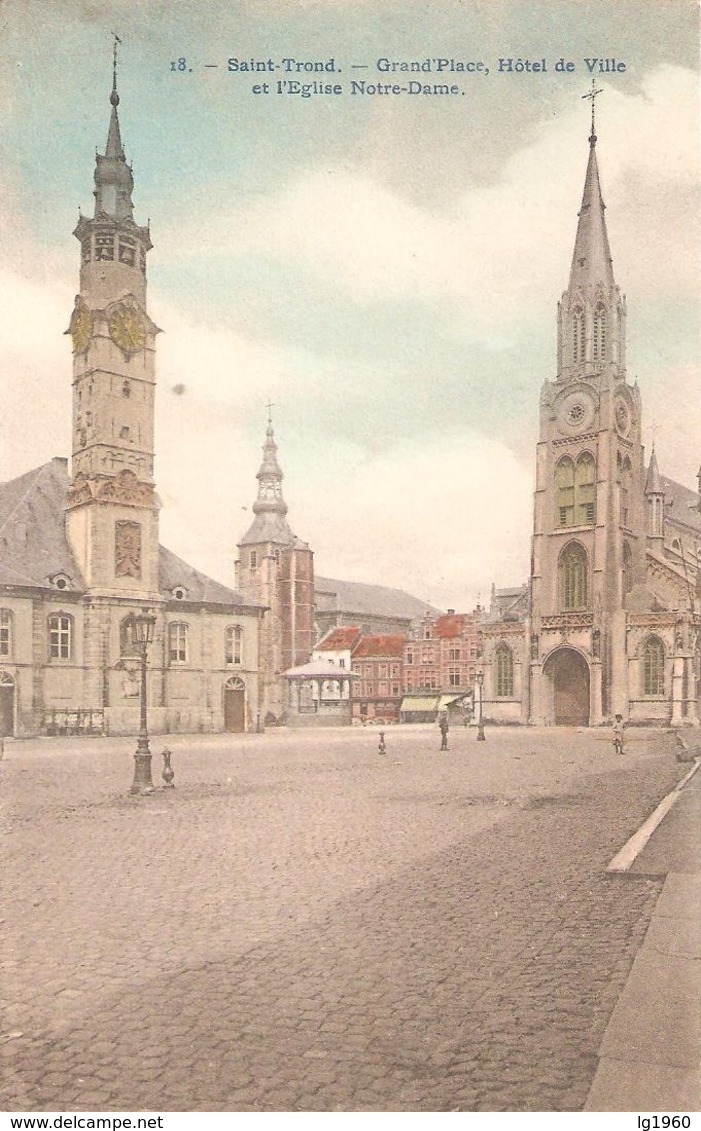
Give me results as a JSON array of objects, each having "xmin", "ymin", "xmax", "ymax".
[
  {"xmin": 283, "ymin": 661, "xmax": 359, "ymax": 680},
  {"xmin": 400, "ymin": 696, "xmax": 440, "ymax": 713},
  {"xmin": 438, "ymin": 694, "xmax": 469, "ymax": 709}
]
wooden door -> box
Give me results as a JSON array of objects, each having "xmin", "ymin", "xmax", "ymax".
[
  {"xmin": 0, "ymin": 683, "xmax": 14, "ymax": 737},
  {"xmin": 551, "ymin": 649, "xmax": 589, "ymax": 726},
  {"xmin": 224, "ymin": 687, "xmax": 246, "ymax": 732}
]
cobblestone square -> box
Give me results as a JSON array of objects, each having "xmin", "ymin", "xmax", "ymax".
[{"xmin": 0, "ymin": 725, "xmax": 683, "ymax": 1111}]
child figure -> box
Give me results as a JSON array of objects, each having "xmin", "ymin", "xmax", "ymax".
[{"xmin": 613, "ymin": 713, "xmax": 626, "ymax": 755}]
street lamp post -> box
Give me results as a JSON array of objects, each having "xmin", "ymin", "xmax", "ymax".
[
  {"xmin": 130, "ymin": 609, "xmax": 157, "ymax": 795},
  {"xmin": 476, "ymin": 669, "xmax": 486, "ymax": 741}
]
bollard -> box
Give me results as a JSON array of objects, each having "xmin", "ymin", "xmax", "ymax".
[
  {"xmin": 378, "ymin": 731, "xmax": 386, "ymax": 756},
  {"xmin": 162, "ymin": 748, "xmax": 175, "ymax": 788}
]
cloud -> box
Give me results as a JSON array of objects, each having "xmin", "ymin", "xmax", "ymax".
[
  {"xmin": 159, "ymin": 65, "xmax": 699, "ymax": 343},
  {"xmin": 290, "ymin": 431, "xmax": 533, "ymax": 608}
]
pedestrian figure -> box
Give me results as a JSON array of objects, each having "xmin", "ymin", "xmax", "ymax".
[
  {"xmin": 613, "ymin": 713, "xmax": 626, "ymax": 755},
  {"xmin": 439, "ymin": 713, "xmax": 449, "ymax": 751}
]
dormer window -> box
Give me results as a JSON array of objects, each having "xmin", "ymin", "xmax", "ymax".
[
  {"xmin": 50, "ymin": 573, "xmax": 72, "ymax": 592},
  {"xmin": 172, "ymin": 586, "xmax": 187, "ymax": 601}
]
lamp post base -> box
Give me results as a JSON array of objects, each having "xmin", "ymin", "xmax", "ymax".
[
  {"xmin": 131, "ymin": 752, "xmax": 154, "ymax": 794},
  {"xmin": 476, "ymin": 723, "xmax": 486, "ymax": 741}
]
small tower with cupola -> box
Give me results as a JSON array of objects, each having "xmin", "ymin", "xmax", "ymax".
[
  {"xmin": 235, "ymin": 415, "xmax": 315, "ymax": 720},
  {"xmin": 65, "ymin": 48, "xmax": 160, "ymax": 599}
]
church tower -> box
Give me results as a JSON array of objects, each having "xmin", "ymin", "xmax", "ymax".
[
  {"xmin": 235, "ymin": 417, "xmax": 314, "ymax": 721},
  {"xmin": 65, "ymin": 53, "xmax": 160, "ymax": 599},
  {"xmin": 529, "ymin": 95, "xmax": 646, "ymax": 725}
]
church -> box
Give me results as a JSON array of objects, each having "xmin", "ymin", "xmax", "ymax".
[
  {"xmin": 1, "ymin": 70, "xmax": 698, "ymax": 737},
  {"xmin": 480, "ymin": 109, "xmax": 701, "ymax": 727},
  {"xmin": 0, "ymin": 68, "xmax": 267, "ymax": 739}
]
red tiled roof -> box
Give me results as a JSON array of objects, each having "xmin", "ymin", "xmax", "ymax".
[
  {"xmin": 433, "ymin": 613, "xmax": 481, "ymax": 638},
  {"xmin": 316, "ymin": 626, "xmax": 361, "ymax": 650},
  {"xmin": 352, "ymin": 633, "xmax": 406, "ymax": 658}
]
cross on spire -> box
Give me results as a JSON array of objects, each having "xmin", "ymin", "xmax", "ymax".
[
  {"xmin": 265, "ymin": 399, "xmax": 275, "ymax": 425},
  {"xmin": 650, "ymin": 420, "xmax": 658, "ymax": 449},
  {"xmin": 112, "ymin": 32, "xmax": 122, "ymax": 98},
  {"xmin": 582, "ymin": 77, "xmax": 603, "ymax": 142}
]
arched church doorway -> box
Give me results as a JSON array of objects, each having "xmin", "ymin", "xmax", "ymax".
[
  {"xmin": 0, "ymin": 672, "xmax": 15, "ymax": 737},
  {"xmin": 224, "ymin": 676, "xmax": 246, "ymax": 733},
  {"xmin": 543, "ymin": 648, "xmax": 590, "ymax": 726}
]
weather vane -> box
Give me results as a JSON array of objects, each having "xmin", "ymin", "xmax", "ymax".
[
  {"xmin": 266, "ymin": 399, "xmax": 275, "ymax": 425},
  {"xmin": 582, "ymin": 77, "xmax": 603, "ymax": 139}
]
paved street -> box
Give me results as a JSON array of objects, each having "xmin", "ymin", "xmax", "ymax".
[{"xmin": 0, "ymin": 725, "xmax": 686, "ymax": 1111}]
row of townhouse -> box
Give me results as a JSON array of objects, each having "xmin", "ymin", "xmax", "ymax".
[{"xmin": 311, "ymin": 609, "xmax": 485, "ymax": 724}]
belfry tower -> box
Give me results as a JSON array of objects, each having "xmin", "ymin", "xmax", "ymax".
[
  {"xmin": 529, "ymin": 92, "xmax": 646, "ymax": 725},
  {"xmin": 236, "ymin": 417, "xmax": 315, "ymax": 721},
  {"xmin": 65, "ymin": 50, "xmax": 160, "ymax": 600}
]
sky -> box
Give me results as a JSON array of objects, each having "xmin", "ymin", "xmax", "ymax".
[{"xmin": 0, "ymin": 0, "xmax": 699, "ymax": 611}]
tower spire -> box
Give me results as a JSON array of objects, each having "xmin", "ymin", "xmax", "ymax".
[
  {"xmin": 105, "ymin": 33, "xmax": 124, "ymax": 159},
  {"xmin": 92, "ymin": 37, "xmax": 133, "ymax": 220},
  {"xmin": 568, "ymin": 83, "xmax": 615, "ymax": 293},
  {"xmin": 556, "ymin": 84, "xmax": 626, "ymax": 381},
  {"xmin": 239, "ymin": 416, "xmax": 298, "ymax": 547}
]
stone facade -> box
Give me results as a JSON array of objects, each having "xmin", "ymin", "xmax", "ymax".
[
  {"xmin": 481, "ymin": 124, "xmax": 700, "ymax": 727},
  {"xmin": 0, "ymin": 73, "xmax": 264, "ymax": 738}
]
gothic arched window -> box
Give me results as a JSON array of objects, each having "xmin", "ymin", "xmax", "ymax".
[
  {"xmin": 168, "ymin": 622, "xmax": 189, "ymax": 664},
  {"xmin": 494, "ymin": 645, "xmax": 514, "ymax": 697},
  {"xmin": 225, "ymin": 625, "xmax": 243, "ymax": 666},
  {"xmin": 572, "ymin": 308, "xmax": 585, "ymax": 362},
  {"xmin": 593, "ymin": 304, "xmax": 607, "ymax": 359},
  {"xmin": 559, "ymin": 543, "xmax": 588, "ymax": 610},
  {"xmin": 575, "ymin": 452, "xmax": 596, "ymax": 525},
  {"xmin": 642, "ymin": 636, "xmax": 665, "ymax": 697},
  {"xmin": 556, "ymin": 457, "xmax": 576, "ymax": 527}
]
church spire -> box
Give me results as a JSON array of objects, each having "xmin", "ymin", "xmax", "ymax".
[
  {"xmin": 644, "ymin": 445, "xmax": 663, "ymax": 495},
  {"xmin": 93, "ymin": 36, "xmax": 134, "ymax": 221},
  {"xmin": 567, "ymin": 82, "xmax": 615, "ymax": 294},
  {"xmin": 645, "ymin": 445, "xmax": 665, "ymax": 541},
  {"xmin": 556, "ymin": 85, "xmax": 626, "ymax": 382}
]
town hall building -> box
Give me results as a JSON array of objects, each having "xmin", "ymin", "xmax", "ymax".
[{"xmin": 0, "ymin": 67, "xmax": 266, "ymax": 738}]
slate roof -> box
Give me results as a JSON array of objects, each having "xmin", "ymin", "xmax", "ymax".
[
  {"xmin": 659, "ymin": 474, "xmax": 701, "ymax": 536},
  {"xmin": 488, "ymin": 584, "xmax": 530, "ymax": 622},
  {"xmin": 0, "ymin": 459, "xmax": 263, "ymax": 609},
  {"xmin": 0, "ymin": 459, "xmax": 84, "ymax": 589},
  {"xmin": 315, "ymin": 576, "xmax": 439, "ymax": 621},
  {"xmin": 159, "ymin": 545, "xmax": 264, "ymax": 609},
  {"xmin": 238, "ymin": 511, "xmax": 301, "ymax": 547}
]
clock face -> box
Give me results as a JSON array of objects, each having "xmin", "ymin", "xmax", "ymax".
[
  {"xmin": 70, "ymin": 306, "xmax": 92, "ymax": 353},
  {"xmin": 556, "ymin": 389, "xmax": 595, "ymax": 435},
  {"xmin": 109, "ymin": 304, "xmax": 146, "ymax": 354},
  {"xmin": 615, "ymin": 399, "xmax": 631, "ymax": 436}
]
